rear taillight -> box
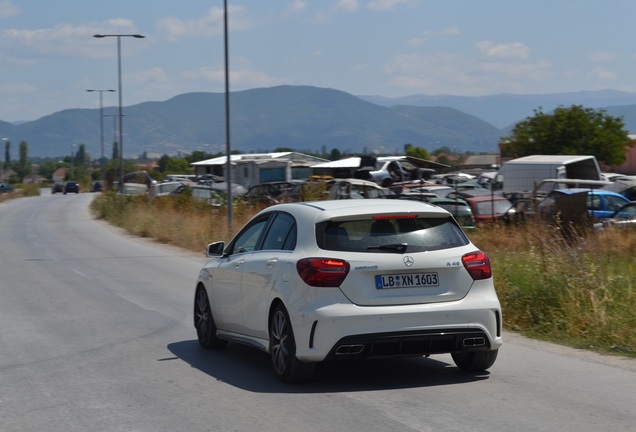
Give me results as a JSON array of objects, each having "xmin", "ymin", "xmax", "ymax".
[
  {"xmin": 462, "ymin": 251, "xmax": 492, "ymax": 280},
  {"xmin": 296, "ymin": 258, "xmax": 350, "ymax": 287}
]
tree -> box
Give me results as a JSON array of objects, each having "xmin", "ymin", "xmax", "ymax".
[
  {"xmin": 185, "ymin": 150, "xmax": 218, "ymax": 164},
  {"xmin": 329, "ymin": 148, "xmax": 341, "ymax": 161},
  {"xmin": 432, "ymin": 146, "xmax": 454, "ymax": 156},
  {"xmin": 37, "ymin": 160, "xmax": 59, "ymax": 180},
  {"xmin": 501, "ymin": 105, "xmax": 631, "ymax": 166},
  {"xmin": 405, "ymin": 145, "xmax": 430, "ymax": 160},
  {"xmin": 164, "ymin": 157, "xmax": 192, "ymax": 174},
  {"xmin": 76, "ymin": 143, "xmax": 88, "ymax": 167},
  {"xmin": 157, "ymin": 154, "xmax": 171, "ymax": 173},
  {"xmin": 436, "ymin": 154, "xmax": 453, "ymax": 167},
  {"xmin": 17, "ymin": 140, "xmax": 31, "ymax": 180}
]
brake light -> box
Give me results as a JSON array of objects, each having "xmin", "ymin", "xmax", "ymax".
[
  {"xmin": 462, "ymin": 251, "xmax": 492, "ymax": 280},
  {"xmin": 372, "ymin": 214, "xmax": 417, "ymax": 220},
  {"xmin": 296, "ymin": 258, "xmax": 350, "ymax": 287}
]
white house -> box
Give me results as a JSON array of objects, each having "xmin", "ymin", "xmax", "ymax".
[{"xmin": 190, "ymin": 152, "xmax": 328, "ymax": 189}]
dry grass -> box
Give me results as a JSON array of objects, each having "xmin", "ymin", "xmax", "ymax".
[
  {"xmin": 471, "ymin": 220, "xmax": 636, "ymax": 356},
  {"xmin": 91, "ymin": 193, "xmax": 636, "ymax": 357},
  {"xmin": 90, "ymin": 191, "xmax": 258, "ymax": 252},
  {"xmin": 0, "ymin": 184, "xmax": 41, "ymax": 203}
]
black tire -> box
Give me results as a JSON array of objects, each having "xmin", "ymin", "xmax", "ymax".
[
  {"xmin": 451, "ymin": 349, "xmax": 498, "ymax": 372},
  {"xmin": 194, "ymin": 285, "xmax": 227, "ymax": 349},
  {"xmin": 269, "ymin": 304, "xmax": 315, "ymax": 383}
]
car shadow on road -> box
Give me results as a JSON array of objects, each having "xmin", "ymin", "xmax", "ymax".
[{"xmin": 167, "ymin": 340, "xmax": 490, "ymax": 393}]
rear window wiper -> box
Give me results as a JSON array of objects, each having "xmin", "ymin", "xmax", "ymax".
[{"xmin": 366, "ymin": 243, "xmax": 408, "ymax": 253}]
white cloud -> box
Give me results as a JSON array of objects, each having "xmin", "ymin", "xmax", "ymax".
[
  {"xmin": 0, "ymin": 0, "xmax": 19, "ymax": 18},
  {"xmin": 589, "ymin": 51, "xmax": 615, "ymax": 62},
  {"xmin": 0, "ymin": 19, "xmax": 143, "ymax": 59},
  {"xmin": 157, "ymin": 6, "xmax": 249, "ymax": 42},
  {"xmin": 384, "ymin": 52, "xmax": 552, "ymax": 95},
  {"xmin": 286, "ymin": 0, "xmax": 308, "ymax": 13},
  {"xmin": 0, "ymin": 81, "xmax": 36, "ymax": 95},
  {"xmin": 408, "ymin": 27, "xmax": 461, "ymax": 47},
  {"xmin": 336, "ymin": 0, "xmax": 359, "ymax": 12},
  {"xmin": 439, "ymin": 27, "xmax": 461, "ymax": 36},
  {"xmin": 475, "ymin": 41, "xmax": 530, "ymax": 60},
  {"xmin": 126, "ymin": 67, "xmax": 169, "ymax": 85},
  {"xmin": 181, "ymin": 60, "xmax": 284, "ymax": 88},
  {"xmin": 407, "ymin": 37, "xmax": 427, "ymax": 47},
  {"xmin": 588, "ymin": 67, "xmax": 617, "ymax": 80},
  {"xmin": 367, "ymin": 0, "xmax": 416, "ymax": 11}
]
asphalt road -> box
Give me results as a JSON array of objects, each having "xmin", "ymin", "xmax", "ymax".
[{"xmin": 1, "ymin": 191, "xmax": 635, "ymax": 432}]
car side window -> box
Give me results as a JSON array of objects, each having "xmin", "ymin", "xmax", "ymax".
[
  {"xmin": 605, "ymin": 195, "xmax": 626, "ymax": 211},
  {"xmin": 229, "ymin": 218, "xmax": 269, "ymax": 255},
  {"xmin": 588, "ymin": 195, "xmax": 601, "ymax": 210},
  {"xmin": 261, "ymin": 212, "xmax": 297, "ymax": 251}
]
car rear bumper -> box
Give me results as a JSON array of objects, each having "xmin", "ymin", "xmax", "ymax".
[
  {"xmin": 325, "ymin": 328, "xmax": 492, "ymax": 360},
  {"xmin": 292, "ymin": 293, "xmax": 502, "ymax": 362}
]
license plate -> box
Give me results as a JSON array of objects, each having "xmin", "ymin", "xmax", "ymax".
[{"xmin": 375, "ymin": 273, "xmax": 439, "ymax": 289}]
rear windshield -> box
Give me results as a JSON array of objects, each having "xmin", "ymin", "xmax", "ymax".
[
  {"xmin": 317, "ymin": 216, "xmax": 469, "ymax": 253},
  {"xmin": 474, "ymin": 200, "xmax": 511, "ymax": 216}
]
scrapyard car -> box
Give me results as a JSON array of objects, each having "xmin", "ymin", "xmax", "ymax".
[{"xmin": 193, "ymin": 199, "xmax": 502, "ymax": 382}]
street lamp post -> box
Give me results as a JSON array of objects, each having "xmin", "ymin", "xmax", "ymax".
[
  {"xmin": 104, "ymin": 113, "xmax": 124, "ymax": 187},
  {"xmin": 71, "ymin": 144, "xmax": 76, "ymax": 180},
  {"xmin": 86, "ymin": 89, "xmax": 115, "ymax": 184},
  {"xmin": 104, "ymin": 114, "xmax": 118, "ymax": 152},
  {"xmin": 1, "ymin": 138, "xmax": 7, "ymax": 182},
  {"xmin": 223, "ymin": 0, "xmax": 232, "ymax": 231},
  {"xmin": 93, "ymin": 33, "xmax": 145, "ymax": 192}
]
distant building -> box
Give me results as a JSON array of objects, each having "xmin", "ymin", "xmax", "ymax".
[
  {"xmin": 52, "ymin": 168, "xmax": 67, "ymax": 183},
  {"xmin": 136, "ymin": 161, "xmax": 159, "ymax": 171},
  {"xmin": 613, "ymin": 135, "xmax": 636, "ymax": 174},
  {"xmin": 1, "ymin": 168, "xmax": 15, "ymax": 183},
  {"xmin": 22, "ymin": 173, "xmax": 47, "ymax": 184},
  {"xmin": 190, "ymin": 152, "xmax": 328, "ymax": 188},
  {"xmin": 458, "ymin": 154, "xmax": 500, "ymax": 173},
  {"xmin": 431, "ymin": 153, "xmax": 459, "ymax": 166}
]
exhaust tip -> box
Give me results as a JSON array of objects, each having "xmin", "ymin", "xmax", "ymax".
[
  {"xmin": 335, "ymin": 344, "xmax": 365, "ymax": 355},
  {"xmin": 463, "ymin": 337, "xmax": 486, "ymax": 347}
]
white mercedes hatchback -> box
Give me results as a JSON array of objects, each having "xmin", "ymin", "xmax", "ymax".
[{"xmin": 194, "ymin": 199, "xmax": 502, "ymax": 382}]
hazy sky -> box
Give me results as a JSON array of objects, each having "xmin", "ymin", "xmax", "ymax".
[{"xmin": 1, "ymin": 0, "xmax": 635, "ymax": 122}]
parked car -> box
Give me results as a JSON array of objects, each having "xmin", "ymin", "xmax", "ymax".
[
  {"xmin": 63, "ymin": 181, "xmax": 79, "ymax": 194},
  {"xmin": 326, "ymin": 178, "xmax": 392, "ymax": 199},
  {"xmin": 395, "ymin": 184, "xmax": 455, "ymax": 199},
  {"xmin": 244, "ymin": 180, "xmax": 304, "ymax": 205},
  {"xmin": 601, "ymin": 180, "xmax": 636, "ymax": 201},
  {"xmin": 0, "ymin": 183, "xmax": 14, "ymax": 193},
  {"xmin": 51, "ymin": 183, "xmax": 64, "ymax": 194},
  {"xmin": 462, "ymin": 195, "xmax": 517, "ymax": 223},
  {"xmin": 193, "ymin": 199, "xmax": 502, "ymax": 382},
  {"xmin": 90, "ymin": 181, "xmax": 103, "ymax": 192},
  {"xmin": 538, "ymin": 189, "xmax": 631, "ymax": 221},
  {"xmin": 593, "ymin": 201, "xmax": 636, "ymax": 230},
  {"xmin": 148, "ymin": 181, "xmax": 195, "ymax": 200},
  {"xmin": 428, "ymin": 197, "xmax": 475, "ymax": 229},
  {"xmin": 445, "ymin": 190, "xmax": 516, "ymax": 224}
]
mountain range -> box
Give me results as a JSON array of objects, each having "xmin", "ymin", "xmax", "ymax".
[{"xmin": 2, "ymin": 85, "xmax": 636, "ymax": 159}]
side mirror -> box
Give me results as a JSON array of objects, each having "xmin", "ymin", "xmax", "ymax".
[{"xmin": 206, "ymin": 241, "xmax": 225, "ymax": 257}]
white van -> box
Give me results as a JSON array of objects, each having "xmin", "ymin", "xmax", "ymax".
[{"xmin": 497, "ymin": 155, "xmax": 602, "ymax": 195}]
